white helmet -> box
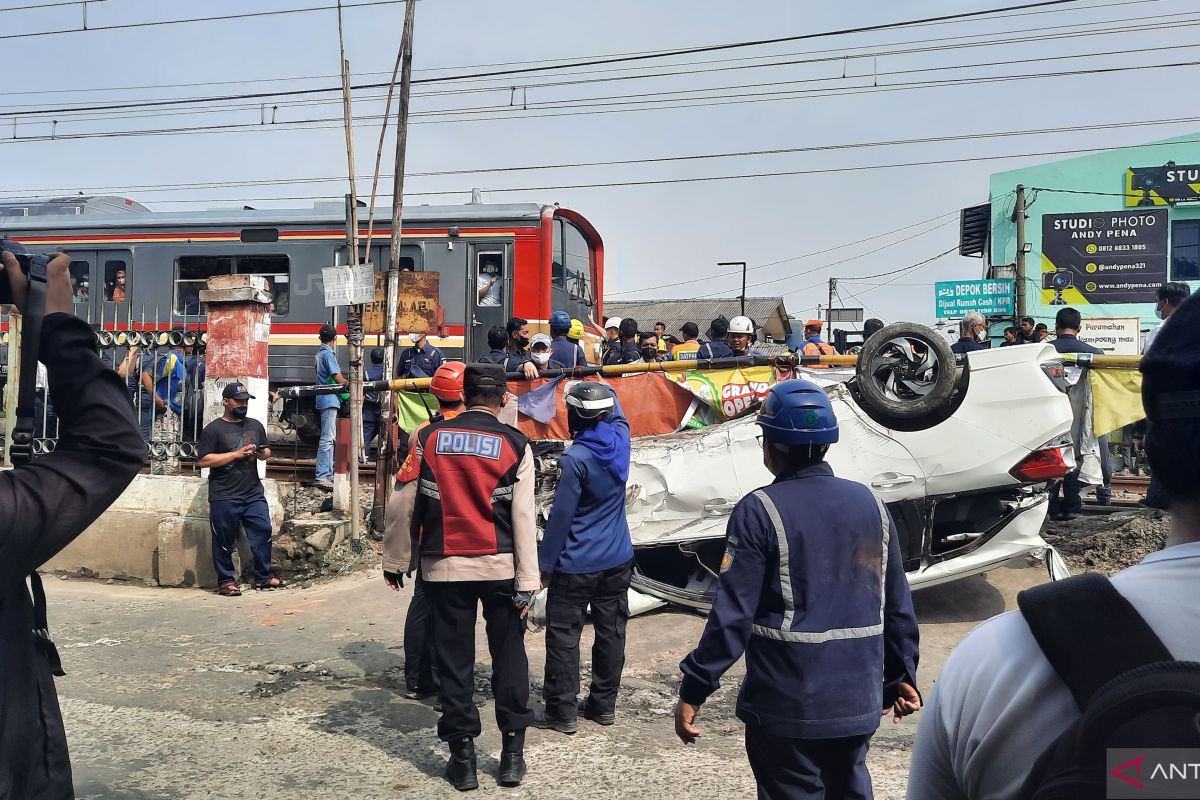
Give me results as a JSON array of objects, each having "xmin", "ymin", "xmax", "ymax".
[
  {"xmin": 605, "ymin": 317, "xmax": 622, "ymax": 330},
  {"xmin": 728, "ymin": 315, "xmax": 755, "ymax": 335}
]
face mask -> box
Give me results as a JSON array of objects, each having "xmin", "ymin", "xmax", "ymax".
[
  {"xmin": 641, "ymin": 347, "xmax": 658, "ymax": 361},
  {"xmin": 975, "ymin": 328, "xmax": 989, "ymax": 342},
  {"xmin": 1155, "ymin": 305, "xmax": 1165, "ymax": 320},
  {"xmin": 408, "ymin": 333, "xmax": 423, "ymax": 344},
  {"xmin": 515, "ymin": 335, "xmax": 530, "ymax": 348},
  {"xmin": 531, "ymin": 351, "xmax": 550, "ymax": 366},
  {"xmin": 230, "ymin": 406, "xmax": 248, "ymax": 419}
]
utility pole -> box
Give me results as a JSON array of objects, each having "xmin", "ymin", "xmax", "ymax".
[
  {"xmin": 827, "ymin": 277, "xmax": 837, "ymax": 333},
  {"xmin": 718, "ymin": 261, "xmax": 748, "ymax": 316},
  {"xmin": 336, "ymin": 1, "xmax": 363, "ymax": 541},
  {"xmin": 375, "ymin": 0, "xmax": 417, "ymax": 520},
  {"xmin": 1014, "ymin": 184, "xmax": 1027, "ymax": 326}
]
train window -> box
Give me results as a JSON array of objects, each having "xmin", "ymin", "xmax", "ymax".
[
  {"xmin": 104, "ymin": 260, "xmax": 128, "ymax": 302},
  {"xmin": 562, "ymin": 221, "xmax": 593, "ymax": 306},
  {"xmin": 551, "ymin": 219, "xmax": 565, "ymax": 287},
  {"xmin": 240, "ymin": 228, "xmax": 279, "ymax": 243},
  {"xmin": 174, "ymin": 254, "xmax": 290, "ymax": 315},
  {"xmin": 476, "ymin": 251, "xmax": 504, "ymax": 307},
  {"xmin": 69, "ymin": 260, "xmax": 90, "ymax": 305}
]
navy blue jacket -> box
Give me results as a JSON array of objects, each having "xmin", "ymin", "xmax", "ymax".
[
  {"xmin": 1052, "ymin": 332, "xmax": 1103, "ymax": 355},
  {"xmin": 396, "ymin": 342, "xmax": 444, "ymax": 379},
  {"xmin": 551, "ymin": 334, "xmax": 585, "ymax": 369},
  {"xmin": 950, "ymin": 337, "xmax": 987, "ymax": 354},
  {"xmin": 698, "ymin": 339, "xmax": 735, "ymax": 360},
  {"xmin": 603, "ymin": 341, "xmax": 643, "ymax": 366},
  {"xmin": 539, "ymin": 397, "xmax": 633, "ymax": 574},
  {"xmin": 679, "ymin": 462, "xmax": 919, "ymax": 739}
]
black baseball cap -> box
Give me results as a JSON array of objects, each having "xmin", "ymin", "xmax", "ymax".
[
  {"xmin": 222, "ymin": 382, "xmax": 254, "ymax": 401},
  {"xmin": 319, "ymin": 323, "xmax": 337, "ymax": 342}
]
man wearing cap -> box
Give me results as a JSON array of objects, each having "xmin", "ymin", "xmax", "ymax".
[
  {"xmin": 362, "ymin": 347, "xmax": 387, "ymax": 460},
  {"xmin": 397, "ymin": 330, "xmax": 445, "ymax": 380},
  {"xmin": 602, "ymin": 317, "xmax": 622, "ymax": 361},
  {"xmin": 314, "ymin": 323, "xmax": 347, "ymax": 491},
  {"xmin": 674, "ymin": 379, "xmax": 920, "ymax": 797},
  {"xmin": 197, "ymin": 382, "xmax": 286, "ymax": 596},
  {"xmin": 530, "ymin": 333, "xmax": 567, "ymax": 370},
  {"xmin": 800, "ymin": 319, "xmax": 837, "ymax": 368},
  {"xmin": 549, "ymin": 310, "xmax": 585, "ymax": 369},
  {"xmin": 383, "ymin": 363, "xmax": 539, "ymax": 790}
]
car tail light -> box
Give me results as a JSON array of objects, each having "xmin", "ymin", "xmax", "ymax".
[
  {"xmin": 1040, "ymin": 360, "xmax": 1069, "ymax": 393},
  {"xmin": 1010, "ymin": 437, "xmax": 1074, "ymax": 482}
]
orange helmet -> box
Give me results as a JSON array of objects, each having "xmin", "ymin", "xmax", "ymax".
[{"xmin": 430, "ymin": 361, "xmax": 466, "ymax": 402}]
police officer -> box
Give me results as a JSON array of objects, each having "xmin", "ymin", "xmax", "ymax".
[
  {"xmin": 397, "ymin": 330, "xmax": 444, "ymax": 379},
  {"xmin": 603, "ymin": 318, "xmax": 643, "ymax": 366},
  {"xmin": 674, "ymin": 380, "xmax": 921, "ymax": 799},
  {"xmin": 383, "ymin": 364, "xmax": 539, "ymax": 791},
  {"xmin": 549, "ymin": 310, "xmax": 585, "ymax": 368}
]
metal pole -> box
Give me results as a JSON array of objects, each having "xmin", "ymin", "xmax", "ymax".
[
  {"xmin": 1014, "ymin": 184, "xmax": 1027, "ymax": 327},
  {"xmin": 718, "ymin": 261, "xmax": 747, "ymax": 317},
  {"xmin": 827, "ymin": 277, "xmax": 836, "ymax": 333},
  {"xmin": 375, "ymin": 0, "xmax": 417, "ymax": 527},
  {"xmin": 337, "ymin": 0, "xmax": 364, "ymax": 541}
]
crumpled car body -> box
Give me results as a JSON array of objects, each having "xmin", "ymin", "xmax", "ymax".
[{"xmin": 624, "ymin": 343, "xmax": 1075, "ymax": 613}]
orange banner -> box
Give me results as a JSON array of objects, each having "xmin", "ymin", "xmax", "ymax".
[{"xmin": 509, "ymin": 373, "xmax": 696, "ymax": 439}]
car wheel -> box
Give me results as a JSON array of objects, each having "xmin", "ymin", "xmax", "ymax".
[{"xmin": 854, "ymin": 322, "xmax": 958, "ymax": 420}]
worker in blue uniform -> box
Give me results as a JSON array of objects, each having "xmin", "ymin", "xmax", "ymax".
[
  {"xmin": 674, "ymin": 379, "xmax": 922, "ymax": 800},
  {"xmin": 549, "ymin": 310, "xmax": 586, "ymax": 369},
  {"xmin": 396, "ymin": 330, "xmax": 444, "ymax": 379},
  {"xmin": 698, "ymin": 317, "xmax": 734, "ymax": 360}
]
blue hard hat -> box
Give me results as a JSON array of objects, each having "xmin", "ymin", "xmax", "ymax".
[
  {"xmin": 549, "ymin": 310, "xmax": 572, "ymax": 332},
  {"xmin": 757, "ymin": 379, "xmax": 839, "ymax": 445}
]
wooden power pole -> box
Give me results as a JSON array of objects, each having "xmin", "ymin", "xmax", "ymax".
[{"xmin": 375, "ymin": 0, "xmax": 417, "ymax": 522}]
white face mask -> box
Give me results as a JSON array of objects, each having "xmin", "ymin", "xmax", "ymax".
[
  {"xmin": 408, "ymin": 333, "xmax": 423, "ymax": 344},
  {"xmin": 975, "ymin": 327, "xmax": 989, "ymax": 342},
  {"xmin": 531, "ymin": 351, "xmax": 551, "ymax": 366}
]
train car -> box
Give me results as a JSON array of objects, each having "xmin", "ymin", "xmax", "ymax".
[{"xmin": 1, "ymin": 196, "xmax": 605, "ymax": 385}]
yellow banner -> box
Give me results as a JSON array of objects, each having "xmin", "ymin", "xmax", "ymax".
[
  {"xmin": 1090, "ymin": 367, "xmax": 1145, "ymax": 438},
  {"xmin": 677, "ymin": 365, "xmax": 776, "ymax": 421}
]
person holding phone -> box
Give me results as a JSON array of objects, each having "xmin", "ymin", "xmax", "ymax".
[{"xmin": 196, "ymin": 382, "xmax": 286, "ymax": 596}]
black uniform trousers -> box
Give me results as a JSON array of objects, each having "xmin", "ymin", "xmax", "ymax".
[
  {"xmin": 425, "ymin": 579, "xmax": 534, "ymax": 742},
  {"xmin": 542, "ymin": 559, "xmax": 632, "ymax": 721},
  {"xmin": 403, "ymin": 573, "xmax": 437, "ymax": 693},
  {"xmin": 746, "ymin": 724, "xmax": 874, "ymax": 800}
]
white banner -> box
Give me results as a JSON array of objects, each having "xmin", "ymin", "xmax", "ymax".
[
  {"xmin": 321, "ymin": 263, "xmax": 375, "ymax": 307},
  {"xmin": 1077, "ymin": 317, "xmax": 1141, "ymax": 356}
]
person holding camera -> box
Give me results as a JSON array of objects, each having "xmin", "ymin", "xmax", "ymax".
[
  {"xmin": 0, "ymin": 246, "xmax": 145, "ymax": 797},
  {"xmin": 196, "ymin": 382, "xmax": 285, "ymax": 596}
]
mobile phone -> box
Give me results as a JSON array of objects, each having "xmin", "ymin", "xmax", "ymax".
[{"xmin": 0, "ymin": 242, "xmax": 31, "ymax": 306}]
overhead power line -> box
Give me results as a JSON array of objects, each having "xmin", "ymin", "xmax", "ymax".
[{"xmin": 1, "ymin": 0, "xmax": 1089, "ymax": 110}]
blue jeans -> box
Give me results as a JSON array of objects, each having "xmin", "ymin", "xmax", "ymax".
[
  {"xmin": 316, "ymin": 406, "xmax": 338, "ymax": 481},
  {"xmin": 210, "ymin": 495, "xmax": 274, "ymax": 584}
]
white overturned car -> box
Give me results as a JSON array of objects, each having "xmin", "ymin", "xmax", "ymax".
[{"xmin": 622, "ymin": 324, "xmax": 1075, "ymax": 612}]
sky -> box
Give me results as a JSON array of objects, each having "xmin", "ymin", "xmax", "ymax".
[{"xmin": 4, "ymin": 0, "xmax": 1199, "ymax": 326}]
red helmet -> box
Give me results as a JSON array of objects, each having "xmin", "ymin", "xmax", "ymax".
[{"xmin": 430, "ymin": 361, "xmax": 466, "ymax": 402}]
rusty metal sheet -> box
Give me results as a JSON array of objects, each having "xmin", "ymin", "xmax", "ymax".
[{"xmin": 363, "ymin": 271, "xmax": 440, "ymax": 334}]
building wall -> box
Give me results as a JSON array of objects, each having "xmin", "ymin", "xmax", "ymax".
[{"xmin": 989, "ymin": 131, "xmax": 1200, "ymax": 332}]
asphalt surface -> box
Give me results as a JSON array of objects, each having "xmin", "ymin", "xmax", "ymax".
[{"xmin": 47, "ymin": 558, "xmax": 1050, "ymax": 799}]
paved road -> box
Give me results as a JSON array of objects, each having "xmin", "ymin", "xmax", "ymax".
[{"xmin": 46, "ymin": 558, "xmax": 1048, "ymax": 799}]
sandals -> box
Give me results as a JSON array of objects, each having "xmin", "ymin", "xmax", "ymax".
[
  {"xmin": 254, "ymin": 576, "xmax": 288, "ymax": 591},
  {"xmin": 217, "ymin": 581, "xmax": 242, "ymax": 597}
]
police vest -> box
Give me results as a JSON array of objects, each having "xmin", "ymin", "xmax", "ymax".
[{"xmin": 412, "ymin": 410, "xmax": 529, "ymax": 558}]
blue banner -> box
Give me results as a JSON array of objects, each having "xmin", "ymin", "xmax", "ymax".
[{"xmin": 935, "ymin": 279, "xmax": 1015, "ymax": 318}]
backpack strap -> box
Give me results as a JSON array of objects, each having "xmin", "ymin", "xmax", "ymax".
[{"xmin": 1018, "ymin": 572, "xmax": 1172, "ymax": 710}]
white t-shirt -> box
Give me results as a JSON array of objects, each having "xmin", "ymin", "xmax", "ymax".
[
  {"xmin": 907, "ymin": 541, "xmax": 1200, "ymax": 800},
  {"xmin": 478, "ymin": 273, "xmax": 502, "ymax": 306}
]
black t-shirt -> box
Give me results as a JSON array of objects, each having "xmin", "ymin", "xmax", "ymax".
[{"xmin": 197, "ymin": 417, "xmax": 268, "ymax": 501}]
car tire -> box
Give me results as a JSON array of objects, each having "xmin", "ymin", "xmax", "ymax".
[{"xmin": 854, "ymin": 322, "xmax": 958, "ymax": 421}]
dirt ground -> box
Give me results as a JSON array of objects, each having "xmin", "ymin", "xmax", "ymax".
[{"xmin": 1042, "ymin": 506, "xmax": 1168, "ymax": 575}]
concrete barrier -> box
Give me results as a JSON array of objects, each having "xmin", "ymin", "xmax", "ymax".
[{"xmin": 41, "ymin": 474, "xmax": 285, "ymax": 588}]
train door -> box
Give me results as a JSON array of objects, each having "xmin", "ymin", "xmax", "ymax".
[
  {"xmin": 59, "ymin": 248, "xmax": 132, "ymax": 327},
  {"xmin": 468, "ymin": 244, "xmax": 508, "ymax": 360}
]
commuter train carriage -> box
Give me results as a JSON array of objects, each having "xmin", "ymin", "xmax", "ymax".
[{"xmin": 0, "ymin": 196, "xmax": 605, "ymax": 385}]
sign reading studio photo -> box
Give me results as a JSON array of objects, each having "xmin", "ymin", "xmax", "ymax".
[{"xmin": 1040, "ymin": 209, "xmax": 1168, "ymax": 305}]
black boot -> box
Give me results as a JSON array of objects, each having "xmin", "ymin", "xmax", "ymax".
[
  {"xmin": 497, "ymin": 731, "xmax": 527, "ymax": 788},
  {"xmin": 445, "ymin": 737, "xmax": 478, "ymax": 792}
]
